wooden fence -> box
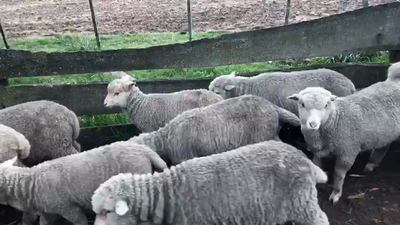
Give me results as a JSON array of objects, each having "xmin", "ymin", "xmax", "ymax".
[{"xmin": 1, "ymin": 2, "xmax": 400, "ymax": 151}]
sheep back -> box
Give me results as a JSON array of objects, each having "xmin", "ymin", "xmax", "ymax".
[
  {"xmin": 211, "ymin": 69, "xmax": 356, "ymax": 116},
  {"xmin": 0, "ymin": 100, "xmax": 81, "ymax": 167},
  {"xmin": 92, "ymin": 140, "xmax": 329, "ymax": 225},
  {"xmin": 0, "ymin": 141, "xmax": 166, "ymax": 220},
  {"xmin": 132, "ymin": 95, "xmax": 287, "ymax": 165},
  {"xmin": 127, "ymin": 89, "xmax": 223, "ymax": 132}
]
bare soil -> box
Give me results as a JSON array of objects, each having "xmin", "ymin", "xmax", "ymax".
[{"xmin": 0, "ymin": 0, "xmax": 398, "ymax": 38}]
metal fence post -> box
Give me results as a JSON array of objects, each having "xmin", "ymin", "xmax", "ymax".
[
  {"xmin": 0, "ymin": 20, "xmax": 10, "ymax": 49},
  {"xmin": 88, "ymin": 0, "xmax": 101, "ymax": 49},
  {"xmin": 187, "ymin": 0, "xmax": 193, "ymax": 41}
]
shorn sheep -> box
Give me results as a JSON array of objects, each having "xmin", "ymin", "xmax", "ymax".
[
  {"xmin": 0, "ymin": 100, "xmax": 81, "ymax": 167},
  {"xmin": 0, "ymin": 141, "xmax": 168, "ymax": 225},
  {"xmin": 286, "ymin": 61, "xmax": 400, "ymax": 204},
  {"xmin": 91, "ymin": 140, "xmax": 329, "ymax": 225},
  {"xmin": 208, "ymin": 69, "xmax": 356, "ymax": 116},
  {"xmin": 103, "ymin": 72, "xmax": 223, "ymax": 132},
  {"xmin": 129, "ymin": 95, "xmax": 301, "ymax": 166}
]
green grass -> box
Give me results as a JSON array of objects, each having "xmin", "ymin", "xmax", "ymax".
[{"xmin": 0, "ymin": 33, "xmax": 390, "ymax": 128}]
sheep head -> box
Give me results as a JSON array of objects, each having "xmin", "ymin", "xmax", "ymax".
[
  {"xmin": 287, "ymin": 87, "xmax": 337, "ymax": 131},
  {"xmin": 208, "ymin": 71, "xmax": 238, "ymax": 99},
  {"xmin": 104, "ymin": 77, "xmax": 137, "ymax": 108},
  {"xmin": 0, "ymin": 124, "xmax": 31, "ymax": 164}
]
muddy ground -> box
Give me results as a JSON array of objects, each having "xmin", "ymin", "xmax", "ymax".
[{"xmin": 0, "ymin": 0, "xmax": 399, "ymax": 38}]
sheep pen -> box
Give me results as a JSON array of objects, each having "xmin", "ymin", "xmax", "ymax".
[{"xmin": 2, "ymin": 1, "xmax": 400, "ymax": 224}]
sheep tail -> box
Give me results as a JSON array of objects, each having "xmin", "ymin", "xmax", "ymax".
[
  {"xmin": 386, "ymin": 62, "xmax": 400, "ymax": 82},
  {"xmin": 311, "ymin": 162, "xmax": 328, "ymax": 184},
  {"xmin": 274, "ymin": 105, "xmax": 301, "ymax": 127},
  {"xmin": 146, "ymin": 149, "xmax": 168, "ymax": 172}
]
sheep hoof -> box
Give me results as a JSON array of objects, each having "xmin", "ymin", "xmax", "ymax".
[
  {"xmin": 329, "ymin": 191, "xmax": 342, "ymax": 205},
  {"xmin": 364, "ymin": 163, "xmax": 376, "ymax": 173}
]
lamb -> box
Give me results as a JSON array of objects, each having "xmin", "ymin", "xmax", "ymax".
[
  {"xmin": 128, "ymin": 94, "xmax": 301, "ymax": 166},
  {"xmin": 103, "ymin": 72, "xmax": 223, "ymax": 132},
  {"xmin": 208, "ymin": 69, "xmax": 356, "ymax": 116},
  {"xmin": 286, "ymin": 61, "xmax": 400, "ymax": 204},
  {"xmin": 91, "ymin": 140, "xmax": 329, "ymax": 225},
  {"xmin": 0, "ymin": 100, "xmax": 81, "ymax": 167},
  {"xmin": 0, "ymin": 124, "xmax": 31, "ymax": 167},
  {"xmin": 0, "ymin": 140, "xmax": 168, "ymax": 225}
]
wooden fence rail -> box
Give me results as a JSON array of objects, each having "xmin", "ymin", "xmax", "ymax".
[
  {"xmin": 0, "ymin": 2, "xmax": 399, "ymax": 78},
  {"xmin": 0, "ymin": 63, "xmax": 390, "ymax": 116}
]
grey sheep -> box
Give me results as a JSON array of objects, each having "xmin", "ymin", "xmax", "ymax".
[
  {"xmin": 91, "ymin": 140, "xmax": 329, "ymax": 225},
  {"xmin": 0, "ymin": 124, "xmax": 31, "ymax": 167},
  {"xmin": 0, "ymin": 100, "xmax": 81, "ymax": 167},
  {"xmin": 0, "ymin": 124, "xmax": 41, "ymax": 225},
  {"xmin": 129, "ymin": 95, "xmax": 301, "ymax": 166},
  {"xmin": 286, "ymin": 61, "xmax": 400, "ymax": 204},
  {"xmin": 208, "ymin": 69, "xmax": 356, "ymax": 116},
  {"xmin": 0, "ymin": 141, "xmax": 168, "ymax": 225},
  {"xmin": 103, "ymin": 72, "xmax": 223, "ymax": 132}
]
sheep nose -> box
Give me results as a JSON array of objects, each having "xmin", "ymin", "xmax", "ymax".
[{"xmin": 309, "ymin": 121, "xmax": 317, "ymax": 128}]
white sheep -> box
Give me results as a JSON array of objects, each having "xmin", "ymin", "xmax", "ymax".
[
  {"xmin": 91, "ymin": 140, "xmax": 329, "ymax": 225},
  {"xmin": 103, "ymin": 72, "xmax": 224, "ymax": 132},
  {"xmin": 0, "ymin": 100, "xmax": 81, "ymax": 167},
  {"xmin": 0, "ymin": 124, "xmax": 31, "ymax": 167},
  {"xmin": 129, "ymin": 94, "xmax": 301, "ymax": 166},
  {"xmin": 0, "ymin": 141, "xmax": 168, "ymax": 225},
  {"xmin": 208, "ymin": 69, "xmax": 356, "ymax": 116},
  {"xmin": 286, "ymin": 61, "xmax": 400, "ymax": 204}
]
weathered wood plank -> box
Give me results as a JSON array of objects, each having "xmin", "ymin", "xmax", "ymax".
[
  {"xmin": 77, "ymin": 124, "xmax": 140, "ymax": 151},
  {"xmin": 0, "ymin": 3, "xmax": 400, "ymax": 78},
  {"xmin": 0, "ymin": 64, "xmax": 390, "ymax": 116}
]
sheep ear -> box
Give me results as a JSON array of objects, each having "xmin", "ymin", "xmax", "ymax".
[
  {"xmin": 224, "ymin": 84, "xmax": 235, "ymax": 91},
  {"xmin": 115, "ymin": 200, "xmax": 129, "ymax": 216},
  {"xmin": 1, "ymin": 156, "xmax": 18, "ymax": 167},
  {"xmin": 330, "ymin": 95, "xmax": 338, "ymax": 101},
  {"xmin": 122, "ymin": 81, "xmax": 136, "ymax": 91},
  {"xmin": 229, "ymin": 71, "xmax": 236, "ymax": 77},
  {"xmin": 287, "ymin": 94, "xmax": 299, "ymax": 101}
]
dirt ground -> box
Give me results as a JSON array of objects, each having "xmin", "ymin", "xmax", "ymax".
[{"xmin": 0, "ymin": 0, "xmax": 399, "ymax": 38}]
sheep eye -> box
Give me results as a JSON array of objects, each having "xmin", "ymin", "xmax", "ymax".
[
  {"xmin": 325, "ymin": 103, "xmax": 328, "ymax": 108},
  {"xmin": 114, "ymin": 93, "xmax": 119, "ymax": 96},
  {"xmin": 301, "ymin": 103, "xmax": 305, "ymax": 107}
]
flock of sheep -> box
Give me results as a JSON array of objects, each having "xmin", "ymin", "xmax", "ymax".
[{"xmin": 0, "ymin": 62, "xmax": 400, "ymax": 225}]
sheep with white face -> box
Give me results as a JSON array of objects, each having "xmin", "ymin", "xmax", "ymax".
[{"xmin": 287, "ymin": 62, "xmax": 400, "ymax": 204}]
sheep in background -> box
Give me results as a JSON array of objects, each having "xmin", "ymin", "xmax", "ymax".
[
  {"xmin": 286, "ymin": 61, "xmax": 400, "ymax": 204},
  {"xmin": 129, "ymin": 95, "xmax": 301, "ymax": 166},
  {"xmin": 103, "ymin": 72, "xmax": 223, "ymax": 132},
  {"xmin": 208, "ymin": 69, "xmax": 356, "ymax": 116},
  {"xmin": 0, "ymin": 124, "xmax": 30, "ymax": 167},
  {"xmin": 0, "ymin": 141, "xmax": 168, "ymax": 225},
  {"xmin": 91, "ymin": 140, "xmax": 329, "ymax": 225},
  {"xmin": 0, "ymin": 100, "xmax": 81, "ymax": 167}
]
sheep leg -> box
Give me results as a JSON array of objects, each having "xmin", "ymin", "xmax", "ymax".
[
  {"xmin": 21, "ymin": 211, "xmax": 37, "ymax": 225},
  {"xmin": 39, "ymin": 213, "xmax": 58, "ymax": 225},
  {"xmin": 59, "ymin": 206, "xmax": 88, "ymax": 225},
  {"xmin": 295, "ymin": 201, "xmax": 329, "ymax": 225},
  {"xmin": 365, "ymin": 145, "xmax": 390, "ymax": 172},
  {"xmin": 329, "ymin": 155, "xmax": 356, "ymax": 204}
]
